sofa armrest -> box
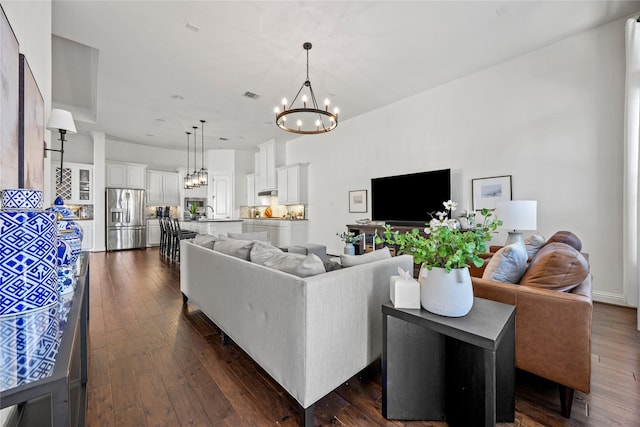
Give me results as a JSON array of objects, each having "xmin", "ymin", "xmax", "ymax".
[
  {"xmin": 471, "ymin": 277, "xmax": 517, "ymax": 305},
  {"xmin": 516, "ymin": 283, "xmax": 592, "ymax": 393},
  {"xmin": 472, "ymin": 276, "xmax": 592, "ymax": 393}
]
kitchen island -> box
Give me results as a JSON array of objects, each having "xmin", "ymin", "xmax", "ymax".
[{"xmin": 179, "ymin": 219, "xmax": 243, "ymax": 236}]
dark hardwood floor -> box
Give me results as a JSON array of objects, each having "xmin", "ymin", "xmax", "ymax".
[{"xmin": 85, "ymin": 249, "xmax": 640, "ymax": 426}]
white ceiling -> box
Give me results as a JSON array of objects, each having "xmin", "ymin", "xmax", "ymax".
[{"xmin": 51, "ymin": 0, "xmax": 640, "ymax": 152}]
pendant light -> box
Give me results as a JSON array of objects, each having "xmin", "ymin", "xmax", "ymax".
[
  {"xmin": 275, "ymin": 42, "xmax": 339, "ymax": 134},
  {"xmin": 184, "ymin": 131, "xmax": 192, "ymax": 189},
  {"xmin": 198, "ymin": 120, "xmax": 208, "ymax": 186},
  {"xmin": 191, "ymin": 126, "xmax": 200, "ymax": 188}
]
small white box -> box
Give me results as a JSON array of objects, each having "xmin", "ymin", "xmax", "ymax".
[{"xmin": 390, "ymin": 274, "xmax": 420, "ymax": 309}]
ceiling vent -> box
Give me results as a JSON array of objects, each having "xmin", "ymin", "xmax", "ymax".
[
  {"xmin": 243, "ymin": 91, "xmax": 260, "ymax": 100},
  {"xmin": 219, "ymin": 137, "xmax": 230, "ymax": 141}
]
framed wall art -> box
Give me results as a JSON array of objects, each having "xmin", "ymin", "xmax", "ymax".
[
  {"xmin": 349, "ymin": 190, "xmax": 368, "ymax": 213},
  {"xmin": 19, "ymin": 54, "xmax": 44, "ymax": 190},
  {"xmin": 0, "ymin": 5, "xmax": 20, "ymax": 189},
  {"xmin": 472, "ymin": 175, "xmax": 512, "ymax": 211}
]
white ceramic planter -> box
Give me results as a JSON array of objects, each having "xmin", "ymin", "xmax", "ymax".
[{"xmin": 419, "ymin": 266, "xmax": 473, "ymax": 317}]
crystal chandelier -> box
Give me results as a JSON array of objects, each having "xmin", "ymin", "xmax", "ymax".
[
  {"xmin": 183, "ymin": 131, "xmax": 192, "ymax": 189},
  {"xmin": 198, "ymin": 120, "xmax": 208, "ymax": 186},
  {"xmin": 275, "ymin": 42, "xmax": 338, "ymax": 135}
]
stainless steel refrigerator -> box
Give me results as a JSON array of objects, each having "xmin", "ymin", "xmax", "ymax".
[{"xmin": 106, "ymin": 188, "xmax": 146, "ymax": 250}]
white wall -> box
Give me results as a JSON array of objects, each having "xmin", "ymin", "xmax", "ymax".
[{"xmin": 287, "ymin": 17, "xmax": 627, "ymax": 304}]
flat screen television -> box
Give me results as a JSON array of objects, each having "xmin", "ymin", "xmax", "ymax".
[{"xmin": 371, "ymin": 169, "xmax": 451, "ymax": 226}]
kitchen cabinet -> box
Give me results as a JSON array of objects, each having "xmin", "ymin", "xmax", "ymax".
[
  {"xmin": 79, "ymin": 220, "xmax": 94, "ymax": 251},
  {"xmin": 146, "ymin": 171, "xmax": 180, "ymax": 205},
  {"xmin": 147, "ymin": 219, "xmax": 161, "ymax": 247},
  {"xmin": 246, "ymin": 174, "xmax": 257, "ymax": 206},
  {"xmin": 53, "ymin": 162, "xmax": 93, "ymax": 204},
  {"xmin": 256, "ymin": 140, "xmax": 284, "ymax": 191},
  {"xmin": 243, "ymin": 219, "xmax": 307, "ymax": 247},
  {"xmin": 277, "ymin": 163, "xmax": 308, "ymax": 205},
  {"xmin": 106, "ymin": 162, "xmax": 147, "ymax": 189}
]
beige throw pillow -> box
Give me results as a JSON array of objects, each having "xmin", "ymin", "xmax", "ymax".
[
  {"xmin": 213, "ymin": 239, "xmax": 255, "ymax": 260},
  {"xmin": 524, "ymin": 234, "xmax": 546, "ymax": 259},
  {"xmin": 191, "ymin": 233, "xmax": 220, "ymax": 250},
  {"xmin": 482, "ymin": 243, "xmax": 528, "ymax": 283},
  {"xmin": 340, "ymin": 246, "xmax": 391, "ymax": 267},
  {"xmin": 250, "ymin": 241, "xmax": 325, "ymax": 277}
]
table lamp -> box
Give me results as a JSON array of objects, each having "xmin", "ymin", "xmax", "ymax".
[{"xmin": 495, "ymin": 200, "xmax": 537, "ymax": 248}]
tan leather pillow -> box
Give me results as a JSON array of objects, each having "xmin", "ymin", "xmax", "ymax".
[
  {"xmin": 520, "ymin": 242, "xmax": 589, "ymax": 292},
  {"xmin": 545, "ymin": 231, "xmax": 582, "ymax": 252}
]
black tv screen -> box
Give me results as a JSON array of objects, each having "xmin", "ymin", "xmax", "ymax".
[{"xmin": 371, "ymin": 169, "xmax": 451, "ymax": 226}]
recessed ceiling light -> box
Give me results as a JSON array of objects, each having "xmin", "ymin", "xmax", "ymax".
[
  {"xmin": 186, "ymin": 22, "xmax": 200, "ymax": 32},
  {"xmin": 155, "ymin": 118, "xmax": 165, "ymax": 122},
  {"xmin": 145, "ymin": 133, "xmax": 154, "ymax": 137}
]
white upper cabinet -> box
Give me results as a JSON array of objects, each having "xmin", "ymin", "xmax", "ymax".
[
  {"xmin": 256, "ymin": 140, "xmax": 284, "ymax": 191},
  {"xmin": 146, "ymin": 170, "xmax": 180, "ymax": 205},
  {"xmin": 277, "ymin": 163, "xmax": 308, "ymax": 205},
  {"xmin": 246, "ymin": 174, "xmax": 257, "ymax": 206},
  {"xmin": 106, "ymin": 162, "xmax": 147, "ymax": 189},
  {"xmin": 53, "ymin": 162, "xmax": 93, "ymax": 204}
]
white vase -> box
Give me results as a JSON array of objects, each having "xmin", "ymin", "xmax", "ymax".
[
  {"xmin": 418, "ymin": 266, "xmax": 474, "ymax": 317},
  {"xmin": 344, "ymin": 243, "xmax": 355, "ymax": 255}
]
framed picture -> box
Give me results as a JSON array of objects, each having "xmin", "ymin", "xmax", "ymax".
[
  {"xmin": 349, "ymin": 190, "xmax": 368, "ymax": 213},
  {"xmin": 472, "ymin": 175, "xmax": 512, "ymax": 211},
  {"xmin": 0, "ymin": 5, "xmax": 20, "ymax": 189},
  {"xmin": 19, "ymin": 54, "xmax": 44, "ymax": 190}
]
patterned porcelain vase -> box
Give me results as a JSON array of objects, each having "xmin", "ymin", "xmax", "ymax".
[
  {"xmin": 56, "ymin": 234, "xmax": 76, "ymax": 295},
  {"xmin": 0, "ymin": 189, "xmax": 58, "ymax": 317},
  {"xmin": 47, "ymin": 197, "xmax": 83, "ymax": 275}
]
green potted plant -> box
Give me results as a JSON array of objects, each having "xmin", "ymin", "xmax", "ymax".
[
  {"xmin": 379, "ymin": 200, "xmax": 502, "ymax": 317},
  {"xmin": 337, "ymin": 230, "xmax": 363, "ymax": 255},
  {"xmin": 189, "ymin": 202, "xmax": 198, "ymax": 220}
]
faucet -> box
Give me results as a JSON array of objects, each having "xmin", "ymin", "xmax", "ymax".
[{"xmin": 206, "ymin": 205, "xmax": 215, "ymax": 217}]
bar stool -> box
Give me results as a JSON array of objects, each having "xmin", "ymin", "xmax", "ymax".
[
  {"xmin": 159, "ymin": 217, "xmax": 168, "ymax": 257},
  {"xmin": 171, "ymin": 218, "xmax": 197, "ymax": 262}
]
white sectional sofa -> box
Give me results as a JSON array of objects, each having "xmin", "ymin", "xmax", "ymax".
[{"xmin": 179, "ymin": 240, "xmax": 413, "ymax": 425}]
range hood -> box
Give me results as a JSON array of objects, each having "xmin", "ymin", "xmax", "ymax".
[{"xmin": 258, "ymin": 190, "xmax": 278, "ymax": 197}]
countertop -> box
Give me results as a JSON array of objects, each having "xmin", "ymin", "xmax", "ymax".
[
  {"xmin": 241, "ymin": 217, "xmax": 308, "ymax": 221},
  {"xmin": 180, "ymin": 218, "xmax": 244, "ymax": 223}
]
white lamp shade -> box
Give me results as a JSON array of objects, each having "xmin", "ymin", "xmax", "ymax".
[
  {"xmin": 496, "ymin": 200, "xmax": 537, "ymax": 231},
  {"xmin": 46, "ymin": 109, "xmax": 77, "ymax": 134}
]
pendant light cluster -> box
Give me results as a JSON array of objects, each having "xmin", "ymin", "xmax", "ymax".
[
  {"xmin": 275, "ymin": 42, "xmax": 339, "ymax": 135},
  {"xmin": 183, "ymin": 120, "xmax": 209, "ymax": 189}
]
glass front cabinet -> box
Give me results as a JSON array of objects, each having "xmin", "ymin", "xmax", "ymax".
[{"xmin": 53, "ymin": 162, "xmax": 93, "ymax": 204}]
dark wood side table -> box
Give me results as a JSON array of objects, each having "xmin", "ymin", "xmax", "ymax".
[{"xmin": 382, "ymin": 298, "xmax": 515, "ymax": 427}]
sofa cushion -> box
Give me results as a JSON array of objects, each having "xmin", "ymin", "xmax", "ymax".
[
  {"xmin": 482, "ymin": 243, "xmax": 528, "ymax": 283},
  {"xmin": 214, "ymin": 238, "xmax": 255, "ymax": 260},
  {"xmin": 191, "ymin": 233, "xmax": 221, "ymax": 250},
  {"xmin": 340, "ymin": 246, "xmax": 391, "ymax": 267},
  {"xmin": 545, "ymin": 231, "xmax": 582, "ymax": 252},
  {"xmin": 524, "ymin": 234, "xmax": 546, "ymax": 259},
  {"xmin": 227, "ymin": 231, "xmax": 269, "ymax": 241},
  {"xmin": 250, "ymin": 241, "xmax": 326, "ymax": 277},
  {"xmin": 520, "ymin": 242, "xmax": 589, "ymax": 292}
]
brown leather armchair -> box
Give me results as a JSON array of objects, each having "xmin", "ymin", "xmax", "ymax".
[{"xmin": 470, "ymin": 234, "xmax": 592, "ymax": 418}]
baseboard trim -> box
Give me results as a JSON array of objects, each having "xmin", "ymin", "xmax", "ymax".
[{"xmin": 592, "ymin": 290, "xmax": 633, "ymax": 307}]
